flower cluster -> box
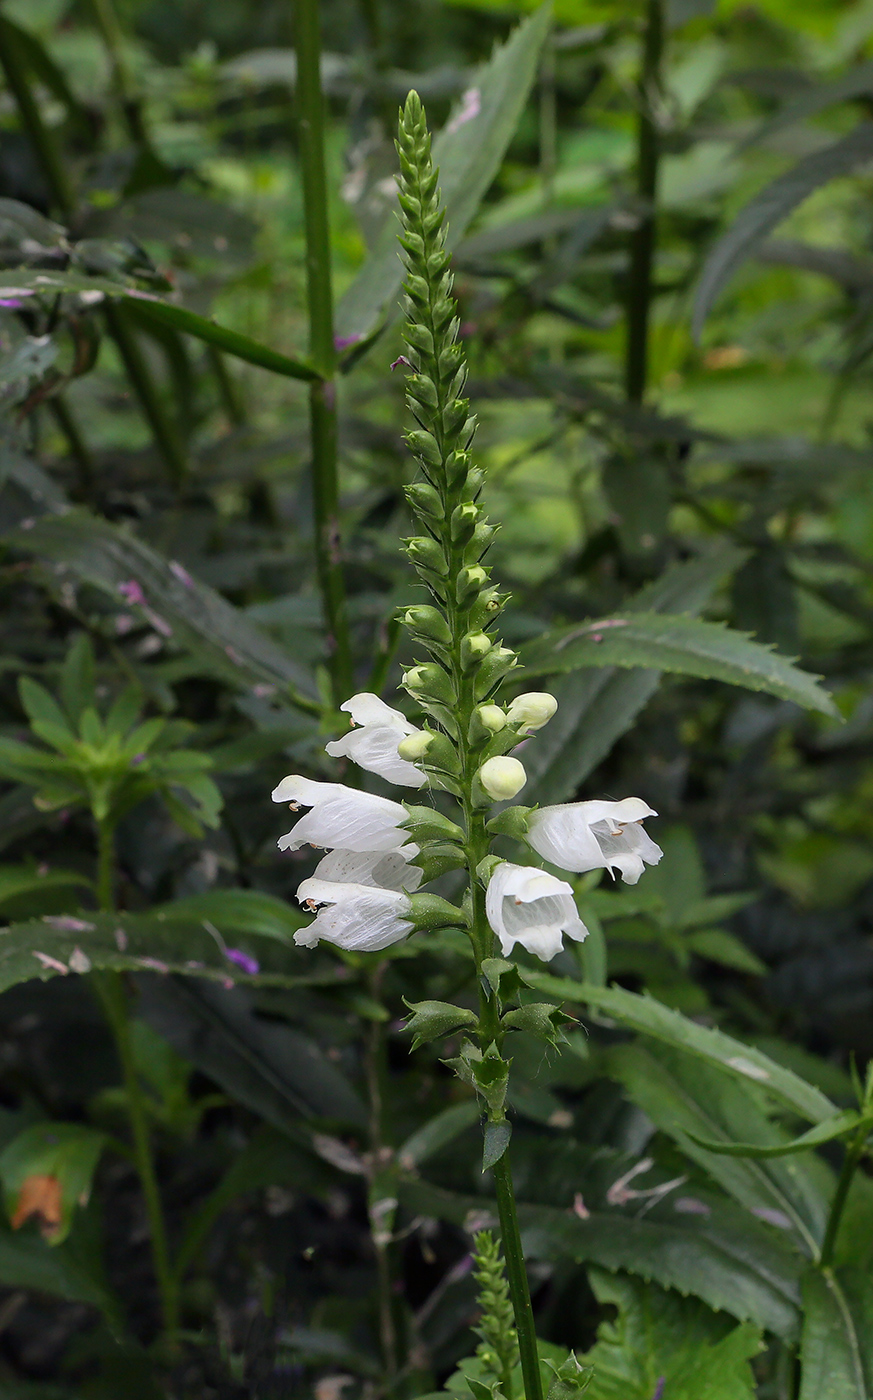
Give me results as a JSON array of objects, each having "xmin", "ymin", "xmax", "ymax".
[
  {"xmin": 272, "ymin": 94, "xmax": 661, "ymax": 966},
  {"xmin": 273, "ymin": 692, "xmax": 661, "ymax": 961}
]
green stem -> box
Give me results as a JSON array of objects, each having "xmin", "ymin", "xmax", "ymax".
[
  {"xmin": 86, "ymin": 0, "xmax": 150, "ymax": 149},
  {"xmin": 493, "ymin": 1155, "xmax": 543, "ymax": 1400},
  {"xmin": 93, "ymin": 819, "xmax": 178, "ymax": 1335},
  {"xmin": 50, "ymin": 395, "xmax": 97, "ymax": 498},
  {"xmin": 624, "ymin": 0, "xmax": 663, "ymax": 404},
  {"xmin": 819, "ymin": 1122, "xmax": 869, "ymax": 1268},
  {"xmin": 294, "ymin": 0, "xmax": 353, "ymax": 705},
  {"xmin": 0, "ymin": 17, "xmax": 76, "ymax": 218},
  {"xmin": 104, "ymin": 302, "xmax": 188, "ymax": 486}
]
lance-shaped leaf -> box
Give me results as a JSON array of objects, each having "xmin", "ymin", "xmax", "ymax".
[
  {"xmin": 520, "ymin": 612, "xmax": 837, "ymax": 716},
  {"xmin": 525, "ymin": 976, "xmax": 837, "ymax": 1125},
  {"xmin": 0, "ymin": 271, "xmax": 318, "ymax": 381},
  {"xmin": 334, "ymin": 3, "xmax": 552, "ymax": 344},
  {"xmin": 799, "ymin": 1269, "xmax": 868, "ymax": 1400},
  {"xmin": 403, "ymin": 998, "xmax": 477, "ymax": 1050},
  {"xmin": 693, "ymin": 122, "xmax": 873, "ymax": 339},
  {"xmin": 686, "ymin": 1110, "xmax": 870, "ymax": 1161}
]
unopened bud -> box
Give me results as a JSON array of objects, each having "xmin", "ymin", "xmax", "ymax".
[
  {"xmin": 506, "ymin": 692, "xmax": 558, "ymax": 732},
  {"xmin": 460, "ymin": 630, "xmax": 492, "ymax": 670},
  {"xmin": 397, "ymin": 730, "xmax": 433, "ymax": 761},
  {"xmin": 476, "ymin": 704, "xmax": 506, "ymax": 733},
  {"xmin": 403, "ymin": 606, "xmax": 451, "ymax": 645},
  {"xmin": 474, "ymin": 645, "xmax": 518, "ymax": 698},
  {"xmin": 403, "ymin": 664, "xmax": 456, "ymax": 706},
  {"xmin": 404, "ymin": 482, "xmax": 444, "ymax": 521},
  {"xmin": 456, "ymin": 565, "xmax": 487, "ymax": 605},
  {"xmin": 451, "ymin": 502, "xmax": 479, "ymax": 545},
  {"xmin": 478, "ymin": 755, "xmax": 527, "ymax": 801},
  {"xmin": 406, "ymin": 537, "xmax": 447, "ymax": 575}
]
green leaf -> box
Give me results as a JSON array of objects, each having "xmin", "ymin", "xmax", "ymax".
[
  {"xmin": 522, "ymin": 544, "xmax": 747, "ymax": 804},
  {"xmin": 685, "ymin": 1110, "xmax": 868, "ymax": 1161},
  {"xmin": 692, "ymin": 122, "xmax": 873, "ymax": 339},
  {"xmin": 740, "ymin": 61, "xmax": 873, "ymax": 153},
  {"xmin": 397, "ymin": 1101, "xmax": 480, "ymax": 1169},
  {"xmin": 0, "ymin": 1123, "xmax": 107, "ymax": 1245},
  {"xmin": 608, "ymin": 1042, "xmax": 832, "ymax": 1257},
  {"xmin": 0, "ymin": 864, "xmax": 90, "ymax": 918},
  {"xmin": 59, "ymin": 633, "xmax": 96, "ymax": 727},
  {"xmin": 521, "ymin": 612, "xmax": 837, "ymax": 717},
  {"xmin": 482, "ymin": 1120, "xmax": 512, "ymax": 1172},
  {"xmin": 400, "ymin": 1179, "xmax": 802, "ymax": 1339},
  {"xmin": 0, "ymin": 270, "xmax": 319, "ymax": 382},
  {"xmin": 799, "ymin": 1269, "xmax": 867, "ymax": 1400},
  {"xmin": 577, "ymin": 1269, "xmax": 762, "ymax": 1400},
  {"xmin": 0, "ymin": 1214, "xmax": 114, "ymax": 1314},
  {"xmin": 404, "ymin": 998, "xmax": 478, "ymax": 1050},
  {"xmin": 151, "ymin": 890, "xmax": 307, "ymax": 943},
  {"xmin": 524, "ymin": 977, "xmax": 838, "ymax": 1125},
  {"xmin": 334, "ymin": 3, "xmax": 552, "ymax": 343},
  {"xmin": 685, "ymin": 928, "xmax": 767, "ymax": 976},
  {"xmin": 6, "ymin": 509, "xmax": 317, "ymax": 698}
]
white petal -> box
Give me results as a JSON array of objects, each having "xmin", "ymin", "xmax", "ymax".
[
  {"xmin": 527, "ymin": 805, "xmax": 605, "ymax": 873},
  {"xmin": 295, "ymin": 880, "xmax": 413, "ymax": 951},
  {"xmin": 485, "ymin": 862, "xmax": 587, "ymax": 962},
  {"xmin": 275, "ymin": 781, "xmax": 409, "ymax": 853},
  {"xmin": 313, "ymin": 848, "xmax": 423, "ymax": 892},
  {"xmin": 326, "ymin": 725, "xmax": 425, "ymax": 787},
  {"xmin": 272, "ymin": 774, "xmax": 342, "ymax": 805},
  {"xmin": 341, "ymin": 693, "xmax": 416, "ymax": 732}
]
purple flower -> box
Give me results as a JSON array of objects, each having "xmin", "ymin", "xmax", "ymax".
[
  {"xmin": 334, "ymin": 334, "xmax": 361, "ymax": 350},
  {"xmin": 391, "ymin": 355, "xmax": 411, "ymax": 371},
  {"xmin": 118, "ymin": 579, "xmax": 145, "ymax": 606},
  {"xmin": 225, "ymin": 948, "xmax": 260, "ymax": 976}
]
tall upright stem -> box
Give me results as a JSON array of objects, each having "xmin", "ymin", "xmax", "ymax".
[
  {"xmin": 105, "ymin": 303, "xmax": 188, "ymax": 486},
  {"xmin": 94, "ymin": 818, "xmax": 178, "ymax": 1335},
  {"xmin": 493, "ymin": 1156, "xmax": 543, "ymax": 1400},
  {"xmin": 819, "ymin": 1122, "xmax": 869, "ymax": 1268},
  {"xmin": 0, "ymin": 18, "xmax": 76, "ymax": 218},
  {"xmin": 294, "ymin": 0, "xmax": 353, "ymax": 705},
  {"xmin": 625, "ymin": 0, "xmax": 663, "ymax": 404}
]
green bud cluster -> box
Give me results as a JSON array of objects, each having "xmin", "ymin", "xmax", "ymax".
[
  {"xmin": 471, "ymin": 1230, "xmax": 518, "ymax": 1395},
  {"xmin": 395, "ymin": 91, "xmax": 521, "ymax": 808}
]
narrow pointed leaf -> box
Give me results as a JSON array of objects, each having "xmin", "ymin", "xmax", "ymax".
[
  {"xmin": 521, "ymin": 612, "xmax": 837, "ymax": 716},
  {"xmin": 686, "ymin": 1111, "xmax": 868, "ymax": 1161},
  {"xmin": 799, "ymin": 1269, "xmax": 867, "ymax": 1400}
]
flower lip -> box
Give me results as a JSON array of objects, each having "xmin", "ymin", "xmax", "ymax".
[
  {"xmin": 324, "ymin": 692, "xmax": 426, "ymax": 788},
  {"xmin": 485, "ymin": 861, "xmax": 587, "ymax": 962},
  {"xmin": 273, "ymin": 776, "xmax": 412, "ymax": 853},
  {"xmin": 295, "ymin": 879, "xmax": 414, "ymax": 952},
  {"xmin": 527, "ymin": 798, "xmax": 661, "ymax": 883}
]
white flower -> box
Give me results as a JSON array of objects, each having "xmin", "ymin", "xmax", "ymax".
[
  {"xmin": 506, "ymin": 692, "xmax": 558, "ymax": 732},
  {"xmin": 479, "ymin": 755, "xmax": 527, "ymax": 801},
  {"xmin": 311, "ymin": 847, "xmax": 423, "ymax": 893},
  {"xmin": 272, "ymin": 775, "xmax": 411, "ymax": 853},
  {"xmin": 485, "ymin": 862, "xmax": 587, "ymax": 961},
  {"xmin": 527, "ymin": 798, "xmax": 662, "ymax": 884},
  {"xmin": 325, "ymin": 693, "xmax": 425, "ymax": 788},
  {"xmin": 295, "ymin": 879, "xmax": 413, "ymax": 951}
]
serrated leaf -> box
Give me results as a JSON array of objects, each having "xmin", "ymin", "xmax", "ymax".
[
  {"xmin": 334, "ymin": 3, "xmax": 551, "ymax": 343},
  {"xmin": 686, "ymin": 1110, "xmax": 867, "ymax": 1161},
  {"xmin": 400, "ymin": 1179, "xmax": 802, "ymax": 1339},
  {"xmin": 524, "ymin": 977, "xmax": 837, "ymax": 1125},
  {"xmin": 522, "ymin": 544, "xmax": 748, "ymax": 803},
  {"xmin": 692, "ymin": 122, "xmax": 873, "ymax": 339},
  {"xmin": 521, "ymin": 612, "xmax": 836, "ymax": 716},
  {"xmin": 578, "ymin": 1269, "xmax": 761, "ymax": 1400},
  {"xmin": 404, "ymin": 999, "xmax": 478, "ymax": 1050},
  {"xmin": 799, "ymin": 1269, "xmax": 867, "ymax": 1400},
  {"xmin": 5, "ymin": 508, "xmax": 317, "ymax": 698}
]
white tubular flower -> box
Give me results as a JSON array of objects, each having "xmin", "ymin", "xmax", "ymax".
[
  {"xmin": 486, "ymin": 862, "xmax": 588, "ymax": 962},
  {"xmin": 479, "ymin": 755, "xmax": 527, "ymax": 801},
  {"xmin": 295, "ymin": 879, "xmax": 413, "ymax": 951},
  {"xmin": 312, "ymin": 847, "xmax": 423, "ymax": 893},
  {"xmin": 325, "ymin": 693, "xmax": 425, "ymax": 788},
  {"xmin": 272, "ymin": 776, "xmax": 410, "ymax": 853},
  {"xmin": 527, "ymin": 798, "xmax": 662, "ymax": 884},
  {"xmin": 506, "ymin": 692, "xmax": 558, "ymax": 732}
]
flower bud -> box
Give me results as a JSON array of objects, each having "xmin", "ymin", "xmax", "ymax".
[
  {"xmin": 403, "ymin": 663, "xmax": 456, "ymax": 706},
  {"xmin": 476, "ymin": 704, "xmax": 506, "ymax": 733},
  {"xmin": 445, "ymin": 449, "xmax": 470, "ymax": 488},
  {"xmin": 404, "ymin": 482, "xmax": 443, "ymax": 521},
  {"xmin": 474, "ymin": 645, "xmax": 518, "ymax": 698},
  {"xmin": 456, "ymin": 565, "xmax": 487, "ymax": 605},
  {"xmin": 397, "ymin": 730, "xmax": 433, "ymax": 761},
  {"xmin": 465, "ymin": 523, "xmax": 496, "ymax": 561},
  {"xmin": 403, "ymin": 605, "xmax": 451, "ymax": 646},
  {"xmin": 460, "ymin": 630, "xmax": 492, "ymax": 670},
  {"xmin": 451, "ymin": 502, "xmax": 479, "ymax": 545},
  {"xmin": 478, "ymin": 755, "xmax": 527, "ymax": 801},
  {"xmin": 507, "ymin": 692, "xmax": 558, "ymax": 732},
  {"xmin": 406, "ymin": 537, "xmax": 447, "ymax": 575}
]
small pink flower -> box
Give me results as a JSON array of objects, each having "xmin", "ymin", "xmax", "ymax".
[{"xmin": 118, "ymin": 580, "xmax": 145, "ymax": 606}]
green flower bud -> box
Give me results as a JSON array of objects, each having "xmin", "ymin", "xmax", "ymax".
[
  {"xmin": 403, "ymin": 663, "xmax": 456, "ymax": 706},
  {"xmin": 474, "ymin": 645, "xmax": 518, "ymax": 698},
  {"xmin": 476, "ymin": 704, "xmax": 506, "ymax": 733},
  {"xmin": 460, "ymin": 630, "xmax": 492, "ymax": 670},
  {"xmin": 478, "ymin": 755, "xmax": 527, "ymax": 801},
  {"xmin": 406, "ymin": 536, "xmax": 447, "ymax": 575},
  {"xmin": 403, "ymin": 605, "xmax": 452, "ymax": 645},
  {"xmin": 451, "ymin": 502, "xmax": 479, "ymax": 545},
  {"xmin": 465, "ymin": 523, "xmax": 496, "ymax": 561},
  {"xmin": 506, "ymin": 691, "xmax": 558, "ymax": 732},
  {"xmin": 404, "ymin": 482, "xmax": 443, "ymax": 521},
  {"xmin": 456, "ymin": 565, "xmax": 487, "ymax": 605}
]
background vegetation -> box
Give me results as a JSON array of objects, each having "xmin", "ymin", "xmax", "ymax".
[{"xmin": 0, "ymin": 0, "xmax": 871, "ymax": 1395}]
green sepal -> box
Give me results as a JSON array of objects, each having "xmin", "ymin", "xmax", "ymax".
[
  {"xmin": 418, "ymin": 730, "xmax": 461, "ymax": 776},
  {"xmin": 407, "ymin": 893, "xmax": 468, "ymax": 932},
  {"xmin": 403, "ymin": 999, "xmax": 477, "ymax": 1051},
  {"xmin": 502, "ymin": 1002, "xmax": 574, "ymax": 1048},
  {"xmin": 474, "ymin": 646, "xmax": 519, "ymax": 699},
  {"xmin": 402, "ymin": 604, "xmax": 452, "ymax": 646},
  {"xmin": 545, "ymin": 1353, "xmax": 594, "ymax": 1398},
  {"xmin": 469, "ymin": 1380, "xmax": 506, "ymax": 1400},
  {"xmin": 476, "ymin": 855, "xmax": 504, "ymax": 887},
  {"xmin": 482, "ymin": 1120, "xmax": 512, "ymax": 1173},
  {"xmin": 472, "ymin": 1044, "xmax": 511, "ymax": 1121},
  {"xmin": 410, "ymin": 842, "xmax": 468, "ymax": 882},
  {"xmin": 404, "ymin": 481, "xmax": 443, "ymax": 521},
  {"xmin": 405, "ymin": 536, "xmax": 448, "ymax": 576},
  {"xmin": 402, "ymin": 804, "xmax": 465, "ymax": 843},
  {"xmin": 486, "ymin": 805, "xmax": 533, "ymax": 839},
  {"xmin": 403, "ymin": 663, "xmax": 456, "ymax": 707},
  {"xmin": 442, "ymin": 1037, "xmax": 482, "ymax": 1087}
]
